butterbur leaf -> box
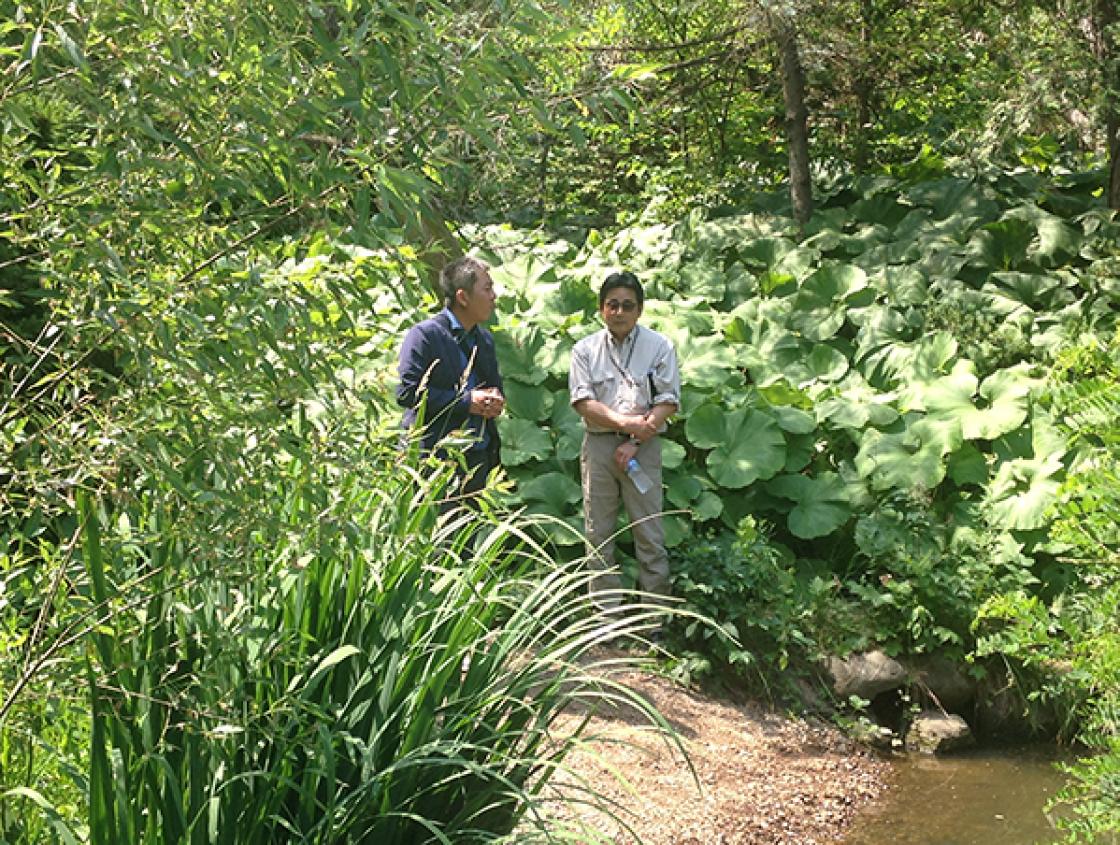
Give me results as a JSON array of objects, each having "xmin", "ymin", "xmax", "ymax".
[
  {"xmin": 499, "ymin": 418, "xmax": 553, "ymax": 465},
  {"xmin": 504, "ymin": 380, "xmax": 555, "ymax": 421},
  {"xmin": 880, "ymin": 266, "xmax": 928, "ymax": 306},
  {"xmin": 783, "ymin": 433, "xmax": 815, "ymax": 472},
  {"xmin": 675, "ymin": 332, "xmax": 740, "ymax": 389},
  {"xmin": 1005, "ymin": 203, "xmax": 1082, "ymax": 267},
  {"xmin": 494, "ymin": 326, "xmax": 550, "ymax": 385},
  {"xmin": 705, "ymin": 408, "xmax": 786, "ymax": 488},
  {"xmin": 662, "ymin": 439, "xmax": 686, "ymax": 469},
  {"xmin": 986, "ymin": 456, "xmax": 1064, "ymax": 530},
  {"xmin": 854, "ymin": 416, "xmax": 961, "ymax": 492},
  {"xmin": 965, "ymin": 218, "xmax": 1035, "ymax": 270},
  {"xmin": 552, "ymin": 393, "xmax": 583, "ymax": 461},
  {"xmin": 911, "ymin": 362, "xmax": 1035, "ymax": 441},
  {"xmin": 678, "ymin": 262, "xmax": 726, "ymax": 303},
  {"xmin": 684, "ymin": 402, "xmax": 727, "ymax": 449},
  {"xmin": 665, "ymin": 470, "xmax": 703, "ymax": 508},
  {"xmin": 693, "ymin": 491, "xmax": 723, "ymax": 521},
  {"xmin": 987, "ymin": 271, "xmax": 1065, "ymax": 309},
  {"xmin": 738, "ymin": 236, "xmax": 795, "ymax": 268},
  {"xmin": 518, "ymin": 471, "xmax": 582, "ymax": 511},
  {"xmin": 817, "ymin": 376, "xmax": 899, "ymax": 430},
  {"xmin": 906, "ymin": 332, "xmax": 960, "ymax": 382},
  {"xmin": 948, "ymin": 442, "xmax": 988, "ymax": 485},
  {"xmin": 663, "ymin": 513, "xmax": 688, "ymax": 547},
  {"xmin": 806, "ymin": 343, "xmax": 849, "ymax": 382},
  {"xmin": 767, "ymin": 472, "xmax": 852, "ymax": 539},
  {"xmin": 769, "ymin": 405, "xmax": 816, "ymax": 434}
]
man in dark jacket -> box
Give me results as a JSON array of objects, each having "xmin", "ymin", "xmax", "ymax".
[{"xmin": 396, "ymin": 256, "xmax": 505, "ymax": 506}]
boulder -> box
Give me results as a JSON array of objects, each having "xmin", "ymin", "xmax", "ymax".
[
  {"xmin": 905, "ymin": 710, "xmax": 975, "ymax": 754},
  {"xmin": 825, "ymin": 650, "xmax": 906, "ymax": 701},
  {"xmin": 906, "ymin": 655, "xmax": 975, "ymax": 712}
]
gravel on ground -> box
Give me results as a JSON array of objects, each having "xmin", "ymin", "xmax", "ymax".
[{"xmin": 542, "ymin": 656, "xmax": 889, "ymax": 844}]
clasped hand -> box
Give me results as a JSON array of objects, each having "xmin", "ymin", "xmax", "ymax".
[
  {"xmin": 622, "ymin": 413, "xmax": 657, "ymax": 442},
  {"xmin": 469, "ymin": 387, "xmax": 505, "ymax": 419},
  {"xmin": 613, "ymin": 413, "xmax": 656, "ymax": 470}
]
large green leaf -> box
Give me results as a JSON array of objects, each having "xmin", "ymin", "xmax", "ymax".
[
  {"xmin": 656, "ymin": 322, "xmax": 739, "ymax": 390},
  {"xmin": 782, "ymin": 433, "xmax": 815, "ymax": 472},
  {"xmin": 499, "ymin": 417, "xmax": 553, "ymax": 465},
  {"xmin": 907, "ymin": 361, "xmax": 1035, "ymax": 441},
  {"xmin": 677, "ymin": 261, "xmax": 726, "ymax": 303},
  {"xmin": 905, "ymin": 332, "xmax": 960, "ymax": 382},
  {"xmin": 806, "ymin": 343, "xmax": 850, "ymax": 382},
  {"xmin": 986, "ymin": 456, "xmax": 1064, "ymax": 531},
  {"xmin": 738, "ymin": 236, "xmax": 795, "ymax": 269},
  {"xmin": 1008, "ymin": 204, "xmax": 1082, "ymax": 267},
  {"xmin": 692, "ymin": 490, "xmax": 723, "ymax": 521},
  {"xmin": 854, "ymin": 416, "xmax": 961, "ymax": 492},
  {"xmin": 769, "ymin": 405, "xmax": 816, "ymax": 434},
  {"xmin": 517, "ymin": 471, "xmax": 582, "ymax": 511},
  {"xmin": 551, "ymin": 392, "xmax": 583, "ymax": 461},
  {"xmin": 879, "ymin": 266, "xmax": 928, "ymax": 307},
  {"xmin": 684, "ymin": 402, "xmax": 727, "ymax": 449},
  {"xmin": 948, "ymin": 442, "xmax": 989, "ymax": 486},
  {"xmin": 985, "ymin": 271, "xmax": 1073, "ymax": 311},
  {"xmin": 850, "ymin": 193, "xmax": 910, "ymax": 227},
  {"xmin": 665, "ymin": 470, "xmax": 703, "ymax": 508},
  {"xmin": 662, "ymin": 513, "xmax": 688, "ymax": 548},
  {"xmin": 662, "ymin": 439, "xmax": 686, "ymax": 469},
  {"xmin": 965, "ymin": 218, "xmax": 1035, "ymax": 270},
  {"xmin": 816, "ymin": 376, "xmax": 899, "ymax": 430},
  {"xmin": 493, "ymin": 325, "xmax": 551, "ymax": 385},
  {"xmin": 504, "ymin": 379, "xmax": 555, "ymax": 422},
  {"xmin": 705, "ymin": 408, "xmax": 787, "ymax": 488},
  {"xmin": 767, "ymin": 472, "xmax": 852, "ymax": 539},
  {"xmin": 903, "ymin": 177, "xmax": 998, "ymax": 221},
  {"xmin": 723, "ymin": 262, "xmax": 760, "ymax": 300}
]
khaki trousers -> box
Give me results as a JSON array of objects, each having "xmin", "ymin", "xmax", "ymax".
[{"xmin": 580, "ymin": 433, "xmax": 671, "ymax": 605}]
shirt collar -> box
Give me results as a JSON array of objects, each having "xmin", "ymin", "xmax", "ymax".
[
  {"xmin": 442, "ymin": 307, "xmax": 469, "ymax": 335},
  {"xmin": 607, "ymin": 325, "xmax": 639, "ymax": 348}
]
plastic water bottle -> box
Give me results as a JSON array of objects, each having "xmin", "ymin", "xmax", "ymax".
[{"xmin": 626, "ymin": 458, "xmax": 653, "ymax": 494}]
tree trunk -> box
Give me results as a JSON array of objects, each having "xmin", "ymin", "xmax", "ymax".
[
  {"xmin": 1093, "ymin": 0, "xmax": 1120, "ymax": 209},
  {"xmin": 853, "ymin": 0, "xmax": 874, "ymax": 174},
  {"xmin": 776, "ymin": 16, "xmax": 813, "ymax": 226}
]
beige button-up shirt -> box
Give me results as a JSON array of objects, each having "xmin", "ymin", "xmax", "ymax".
[{"xmin": 569, "ymin": 325, "xmax": 681, "ymax": 433}]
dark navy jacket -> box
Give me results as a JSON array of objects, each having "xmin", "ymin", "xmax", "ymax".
[{"xmin": 396, "ymin": 310, "xmax": 503, "ymax": 456}]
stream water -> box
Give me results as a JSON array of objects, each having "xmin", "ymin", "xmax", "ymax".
[{"xmin": 836, "ymin": 745, "xmax": 1074, "ymax": 845}]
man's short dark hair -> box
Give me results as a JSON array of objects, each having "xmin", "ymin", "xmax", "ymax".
[
  {"xmin": 439, "ymin": 256, "xmax": 490, "ymax": 307},
  {"xmin": 598, "ymin": 270, "xmax": 644, "ymax": 307}
]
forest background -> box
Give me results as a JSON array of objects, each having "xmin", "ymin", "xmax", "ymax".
[{"xmin": 2, "ymin": 0, "xmax": 1120, "ymax": 842}]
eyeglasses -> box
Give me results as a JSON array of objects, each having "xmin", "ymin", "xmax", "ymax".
[{"xmin": 604, "ymin": 299, "xmax": 638, "ymax": 313}]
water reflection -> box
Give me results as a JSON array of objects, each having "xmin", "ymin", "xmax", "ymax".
[{"xmin": 838, "ymin": 746, "xmax": 1071, "ymax": 845}]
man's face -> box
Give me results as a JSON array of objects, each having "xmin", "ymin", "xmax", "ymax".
[
  {"xmin": 599, "ymin": 285, "xmax": 642, "ymax": 338},
  {"xmin": 457, "ymin": 270, "xmax": 497, "ymax": 326}
]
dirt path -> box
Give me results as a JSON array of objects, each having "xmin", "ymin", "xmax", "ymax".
[{"xmin": 546, "ymin": 658, "xmax": 890, "ymax": 844}]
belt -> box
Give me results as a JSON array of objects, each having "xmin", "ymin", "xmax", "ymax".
[{"xmin": 586, "ymin": 430, "xmax": 627, "ymax": 437}]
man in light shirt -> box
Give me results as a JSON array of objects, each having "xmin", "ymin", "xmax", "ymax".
[{"xmin": 569, "ymin": 270, "xmax": 681, "ymax": 607}]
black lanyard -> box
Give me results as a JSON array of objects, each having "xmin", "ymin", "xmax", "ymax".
[{"xmin": 605, "ymin": 326, "xmax": 640, "ymax": 387}]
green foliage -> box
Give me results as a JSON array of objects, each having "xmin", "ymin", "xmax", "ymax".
[
  {"xmin": 667, "ymin": 517, "xmax": 844, "ymax": 687},
  {"xmin": 849, "ymin": 491, "xmax": 1037, "ymax": 658},
  {"xmin": 76, "ymin": 457, "xmax": 666, "ymax": 844},
  {"xmin": 476, "ymin": 165, "xmax": 1120, "ymax": 582},
  {"xmin": 922, "ymin": 289, "xmax": 1034, "ymax": 375},
  {"xmin": 1, "ymin": 216, "xmax": 672, "ymax": 842},
  {"xmin": 968, "ymin": 331, "xmax": 1120, "ymax": 839}
]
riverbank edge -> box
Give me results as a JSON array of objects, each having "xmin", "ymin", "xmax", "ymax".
[{"xmin": 546, "ymin": 660, "xmax": 892, "ymax": 844}]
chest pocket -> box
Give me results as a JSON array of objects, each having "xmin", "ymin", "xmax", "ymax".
[{"xmin": 590, "ymin": 373, "xmax": 616, "ymax": 402}]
